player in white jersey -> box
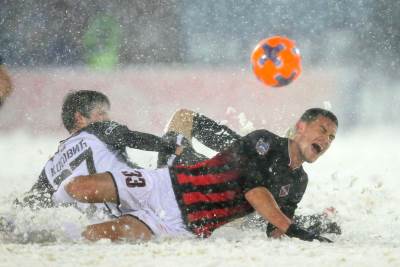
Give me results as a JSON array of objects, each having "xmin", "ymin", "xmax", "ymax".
[
  {"xmin": 1, "ymin": 90, "xmax": 182, "ymax": 242},
  {"xmin": 17, "ymin": 90, "xmax": 180, "ymax": 215}
]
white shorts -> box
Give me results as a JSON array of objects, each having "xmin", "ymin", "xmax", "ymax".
[{"xmin": 110, "ymin": 167, "xmax": 192, "ymax": 237}]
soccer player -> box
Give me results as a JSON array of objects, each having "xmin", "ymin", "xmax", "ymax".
[
  {"xmin": 64, "ymin": 108, "xmax": 338, "ymax": 242},
  {"xmin": 0, "ymin": 55, "xmax": 13, "ymax": 107},
  {"xmin": 18, "ymin": 90, "xmax": 181, "ymax": 214},
  {"xmin": 158, "ymin": 109, "xmax": 341, "ymax": 237}
]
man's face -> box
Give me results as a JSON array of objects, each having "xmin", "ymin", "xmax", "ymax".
[
  {"xmin": 295, "ymin": 115, "xmax": 337, "ymax": 163},
  {"xmin": 76, "ymin": 103, "xmax": 110, "ymax": 130},
  {"xmin": 86, "ymin": 104, "xmax": 110, "ymax": 124}
]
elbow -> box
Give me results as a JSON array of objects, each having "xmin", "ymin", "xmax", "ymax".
[{"xmin": 244, "ymin": 186, "xmax": 267, "ymax": 201}]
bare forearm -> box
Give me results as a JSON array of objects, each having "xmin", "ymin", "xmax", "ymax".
[
  {"xmin": 65, "ymin": 173, "xmax": 118, "ymax": 203},
  {"xmin": 245, "ymin": 187, "xmax": 292, "ymax": 232},
  {"xmin": 245, "ymin": 187, "xmax": 332, "ymax": 242}
]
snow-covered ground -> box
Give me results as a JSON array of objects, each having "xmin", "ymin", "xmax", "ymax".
[{"xmin": 0, "ymin": 127, "xmax": 399, "ymax": 267}]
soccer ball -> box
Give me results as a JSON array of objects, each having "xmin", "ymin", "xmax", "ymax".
[{"xmin": 251, "ymin": 36, "xmax": 301, "ymax": 87}]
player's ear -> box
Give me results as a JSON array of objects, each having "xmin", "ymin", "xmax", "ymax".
[
  {"xmin": 73, "ymin": 112, "xmax": 86, "ymax": 129},
  {"xmin": 295, "ymin": 120, "xmax": 306, "ymax": 133}
]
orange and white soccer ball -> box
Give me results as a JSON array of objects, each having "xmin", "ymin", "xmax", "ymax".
[{"xmin": 251, "ymin": 36, "xmax": 302, "ymax": 87}]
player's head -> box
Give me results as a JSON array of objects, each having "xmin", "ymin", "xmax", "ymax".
[
  {"xmin": 62, "ymin": 90, "xmax": 110, "ymax": 133},
  {"xmin": 292, "ymin": 108, "xmax": 338, "ymax": 163}
]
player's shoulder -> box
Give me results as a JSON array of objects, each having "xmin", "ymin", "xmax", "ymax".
[
  {"xmin": 245, "ymin": 129, "xmax": 283, "ymax": 145},
  {"xmin": 295, "ymin": 166, "xmax": 309, "ymax": 188},
  {"xmin": 83, "ymin": 121, "xmax": 125, "ymax": 135},
  {"xmin": 80, "ymin": 120, "xmax": 131, "ymax": 147},
  {"xmin": 242, "ymin": 129, "xmax": 287, "ymax": 155}
]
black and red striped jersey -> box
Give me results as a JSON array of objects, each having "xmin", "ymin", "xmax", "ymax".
[{"xmin": 169, "ymin": 129, "xmax": 308, "ymax": 237}]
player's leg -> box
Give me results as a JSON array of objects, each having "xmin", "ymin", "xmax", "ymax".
[
  {"xmin": 81, "ymin": 167, "xmax": 188, "ymax": 241},
  {"xmin": 164, "ymin": 109, "xmax": 196, "ymax": 141},
  {"xmin": 65, "ymin": 172, "xmax": 118, "ymax": 203},
  {"xmin": 165, "ymin": 108, "xmax": 241, "ymax": 150},
  {"xmin": 66, "ymin": 172, "xmax": 155, "ymax": 241},
  {"xmin": 158, "ymin": 109, "xmax": 207, "ymax": 167},
  {"xmin": 158, "ymin": 109, "xmax": 241, "ymax": 167},
  {"xmin": 82, "ymin": 215, "xmax": 153, "ymax": 241}
]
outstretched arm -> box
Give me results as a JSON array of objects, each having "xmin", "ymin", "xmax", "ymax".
[
  {"xmin": 245, "ymin": 187, "xmax": 292, "ymax": 233},
  {"xmin": 64, "ymin": 172, "xmax": 118, "ymax": 203},
  {"xmin": 122, "ymin": 129, "xmax": 178, "ymax": 154},
  {"xmin": 86, "ymin": 121, "xmax": 178, "ymax": 154},
  {"xmin": 245, "ymin": 186, "xmax": 332, "ymax": 242}
]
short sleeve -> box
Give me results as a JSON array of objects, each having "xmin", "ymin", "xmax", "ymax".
[
  {"xmin": 238, "ymin": 130, "xmax": 276, "ymax": 192},
  {"xmin": 241, "ymin": 160, "xmax": 271, "ymax": 193}
]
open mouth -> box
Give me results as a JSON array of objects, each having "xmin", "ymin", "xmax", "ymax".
[{"xmin": 312, "ymin": 143, "xmax": 323, "ymax": 154}]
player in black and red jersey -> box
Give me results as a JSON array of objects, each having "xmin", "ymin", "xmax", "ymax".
[
  {"xmin": 158, "ymin": 109, "xmax": 341, "ymax": 237},
  {"xmin": 64, "ymin": 108, "xmax": 338, "ymax": 242}
]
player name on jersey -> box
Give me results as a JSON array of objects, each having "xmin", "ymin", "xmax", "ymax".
[{"xmin": 50, "ymin": 140, "xmax": 88, "ymax": 176}]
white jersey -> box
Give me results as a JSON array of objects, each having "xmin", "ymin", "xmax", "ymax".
[
  {"xmin": 49, "ymin": 132, "xmax": 127, "ymax": 189},
  {"xmin": 50, "ymin": 130, "xmax": 130, "ymax": 215},
  {"xmin": 22, "ymin": 121, "xmax": 175, "ymax": 216}
]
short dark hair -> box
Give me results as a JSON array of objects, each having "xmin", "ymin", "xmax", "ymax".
[
  {"xmin": 61, "ymin": 90, "xmax": 110, "ymax": 132},
  {"xmin": 300, "ymin": 108, "xmax": 338, "ymax": 127}
]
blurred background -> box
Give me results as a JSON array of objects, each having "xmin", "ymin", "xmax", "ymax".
[
  {"xmin": 2, "ymin": 2, "xmax": 400, "ymax": 264},
  {"xmin": 1, "ymin": 0, "xmax": 399, "ymax": 136}
]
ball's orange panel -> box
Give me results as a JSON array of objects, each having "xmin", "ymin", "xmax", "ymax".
[{"xmin": 251, "ymin": 36, "xmax": 302, "ymax": 87}]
